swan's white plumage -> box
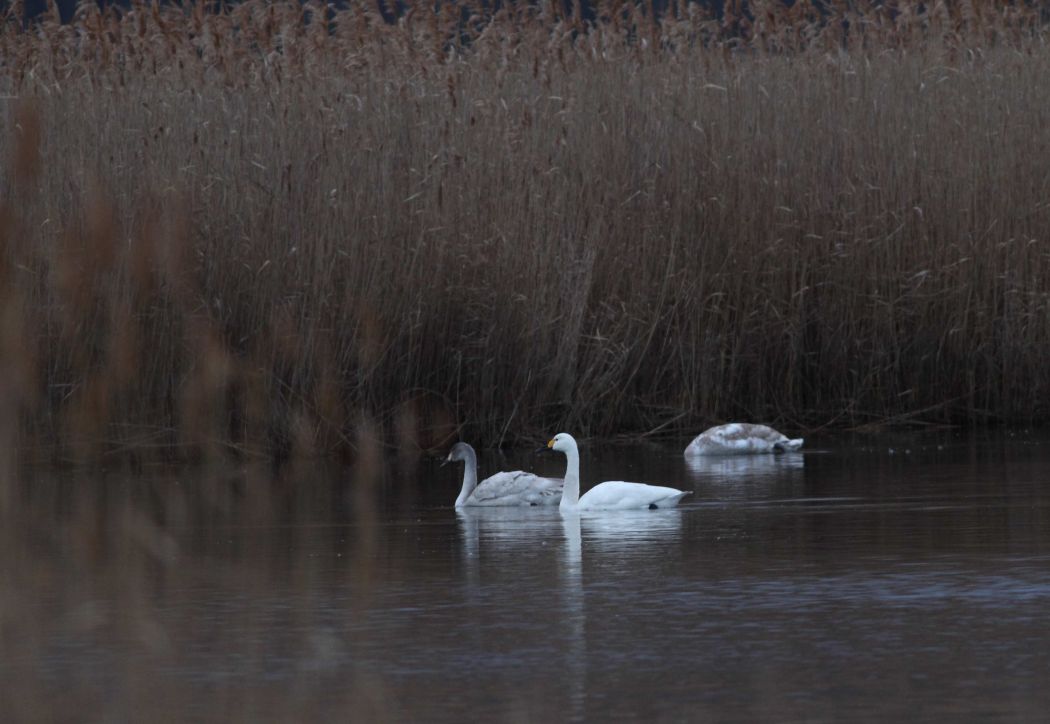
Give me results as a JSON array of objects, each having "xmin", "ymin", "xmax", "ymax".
[
  {"xmin": 566, "ymin": 480, "xmax": 689, "ymax": 510},
  {"xmin": 445, "ymin": 442, "xmax": 563, "ymax": 507},
  {"xmin": 684, "ymin": 423, "xmax": 803, "ymax": 456},
  {"xmin": 547, "ymin": 433, "xmax": 691, "ymax": 511}
]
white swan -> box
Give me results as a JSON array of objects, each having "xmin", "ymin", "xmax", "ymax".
[
  {"xmin": 684, "ymin": 423, "xmax": 803, "ymax": 456},
  {"xmin": 444, "ymin": 442, "xmax": 563, "ymax": 507},
  {"xmin": 546, "ymin": 433, "xmax": 691, "ymax": 511}
]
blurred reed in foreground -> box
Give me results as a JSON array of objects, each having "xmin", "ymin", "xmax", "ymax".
[
  {"xmin": 0, "ymin": 1, "xmax": 1049, "ymax": 465},
  {"xmin": 0, "ymin": 458, "xmax": 413, "ymax": 722}
]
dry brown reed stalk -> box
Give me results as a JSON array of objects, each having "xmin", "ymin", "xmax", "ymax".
[{"xmin": 0, "ymin": 1, "xmax": 1047, "ymax": 462}]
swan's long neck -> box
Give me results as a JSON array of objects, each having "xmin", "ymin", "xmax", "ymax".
[
  {"xmin": 559, "ymin": 442, "xmax": 581, "ymax": 510},
  {"xmin": 454, "ymin": 448, "xmax": 478, "ymax": 507}
]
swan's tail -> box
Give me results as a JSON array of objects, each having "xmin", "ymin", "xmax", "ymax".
[
  {"xmin": 774, "ymin": 438, "xmax": 804, "ymax": 452},
  {"xmin": 664, "ymin": 490, "xmax": 693, "ymax": 508}
]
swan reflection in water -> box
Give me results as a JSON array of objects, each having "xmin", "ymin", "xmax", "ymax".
[
  {"xmin": 455, "ymin": 507, "xmax": 685, "ymax": 561},
  {"xmin": 561, "ymin": 509, "xmax": 685, "ymax": 717},
  {"xmin": 456, "ymin": 507, "xmax": 684, "ymax": 718},
  {"xmin": 561, "ymin": 513, "xmax": 584, "ymax": 720},
  {"xmin": 455, "ymin": 507, "xmax": 564, "ymax": 563},
  {"xmin": 684, "ymin": 451, "xmax": 805, "ymax": 500}
]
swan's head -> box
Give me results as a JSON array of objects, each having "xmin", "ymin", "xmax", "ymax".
[
  {"xmin": 546, "ymin": 433, "xmax": 577, "ymax": 454},
  {"xmin": 443, "ymin": 442, "xmax": 476, "ymax": 466}
]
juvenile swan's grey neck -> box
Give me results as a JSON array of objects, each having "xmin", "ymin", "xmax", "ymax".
[
  {"xmin": 558, "ymin": 437, "xmax": 581, "ymax": 510},
  {"xmin": 454, "ymin": 444, "xmax": 479, "ymax": 508}
]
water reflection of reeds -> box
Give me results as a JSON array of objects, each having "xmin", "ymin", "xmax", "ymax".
[
  {"xmin": 0, "ymin": 458, "xmax": 399, "ymax": 721},
  {"xmin": 6, "ymin": 440, "xmax": 1050, "ymax": 719}
]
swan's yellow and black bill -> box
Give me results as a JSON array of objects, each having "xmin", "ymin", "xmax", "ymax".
[{"xmin": 546, "ymin": 438, "xmax": 555, "ymax": 448}]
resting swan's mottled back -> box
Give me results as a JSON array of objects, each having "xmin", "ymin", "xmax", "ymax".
[
  {"xmin": 443, "ymin": 442, "xmax": 563, "ymax": 507},
  {"xmin": 547, "ymin": 433, "xmax": 691, "ymax": 511},
  {"xmin": 685, "ymin": 423, "xmax": 803, "ymax": 456}
]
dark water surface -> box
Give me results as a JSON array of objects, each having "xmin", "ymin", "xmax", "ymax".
[{"xmin": 6, "ymin": 431, "xmax": 1050, "ymax": 721}]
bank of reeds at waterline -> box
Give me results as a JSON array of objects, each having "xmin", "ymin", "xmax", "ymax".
[{"xmin": 0, "ymin": 1, "xmax": 1048, "ymax": 462}]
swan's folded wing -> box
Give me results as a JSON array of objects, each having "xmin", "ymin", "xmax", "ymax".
[
  {"xmin": 470, "ymin": 471, "xmax": 563, "ymax": 505},
  {"xmin": 529, "ymin": 478, "xmax": 565, "ymax": 505}
]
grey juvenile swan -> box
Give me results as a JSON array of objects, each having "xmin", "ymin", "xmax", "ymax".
[
  {"xmin": 444, "ymin": 442, "xmax": 563, "ymax": 507},
  {"xmin": 685, "ymin": 423, "xmax": 803, "ymax": 456}
]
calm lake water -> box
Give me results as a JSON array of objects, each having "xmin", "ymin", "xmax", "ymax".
[{"xmin": 6, "ymin": 430, "xmax": 1050, "ymax": 721}]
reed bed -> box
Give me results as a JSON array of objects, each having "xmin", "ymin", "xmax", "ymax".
[{"xmin": 1, "ymin": 1, "xmax": 1049, "ymax": 460}]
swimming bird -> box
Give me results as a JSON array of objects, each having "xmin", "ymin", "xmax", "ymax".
[
  {"xmin": 684, "ymin": 423, "xmax": 803, "ymax": 456},
  {"xmin": 443, "ymin": 442, "xmax": 563, "ymax": 507},
  {"xmin": 546, "ymin": 433, "xmax": 691, "ymax": 511}
]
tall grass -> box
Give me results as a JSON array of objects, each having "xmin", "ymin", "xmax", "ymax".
[{"xmin": 1, "ymin": 1, "xmax": 1049, "ymax": 459}]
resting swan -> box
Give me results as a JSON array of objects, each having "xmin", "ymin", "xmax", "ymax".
[
  {"xmin": 444, "ymin": 442, "xmax": 563, "ymax": 507},
  {"xmin": 684, "ymin": 423, "xmax": 803, "ymax": 456},
  {"xmin": 546, "ymin": 433, "xmax": 691, "ymax": 511}
]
